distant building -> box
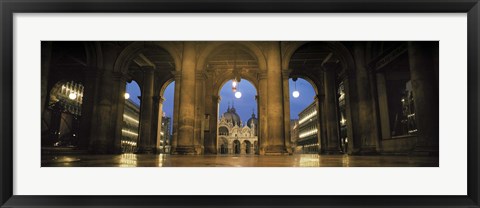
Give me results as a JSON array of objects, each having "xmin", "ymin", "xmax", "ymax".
[
  {"xmin": 217, "ymin": 105, "xmax": 258, "ymax": 154},
  {"xmin": 296, "ymin": 101, "xmax": 319, "ymax": 154},
  {"xmin": 42, "ymin": 80, "xmax": 84, "ymax": 147},
  {"xmin": 159, "ymin": 114, "xmax": 172, "ymax": 153},
  {"xmin": 290, "ymin": 119, "xmax": 299, "ymax": 152},
  {"xmin": 121, "ymin": 99, "xmax": 140, "ymax": 153}
]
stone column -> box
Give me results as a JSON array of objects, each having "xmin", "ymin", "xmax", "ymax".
[
  {"xmin": 78, "ymin": 67, "xmax": 100, "ymax": 150},
  {"xmin": 314, "ymin": 94, "xmax": 326, "ymax": 153},
  {"xmin": 137, "ymin": 66, "xmax": 155, "ymax": 154},
  {"xmin": 352, "ymin": 42, "xmax": 378, "ymax": 154},
  {"xmin": 282, "ymin": 71, "xmax": 292, "ymax": 154},
  {"xmin": 322, "ymin": 64, "xmax": 341, "ymax": 154},
  {"xmin": 155, "ymin": 96, "xmax": 165, "ymax": 153},
  {"xmin": 174, "ymin": 42, "xmax": 198, "ymax": 155},
  {"xmin": 171, "ymin": 72, "xmax": 181, "ymax": 152},
  {"xmin": 194, "ymin": 71, "xmax": 207, "ymax": 154},
  {"xmin": 88, "ymin": 70, "xmax": 117, "ymax": 154},
  {"xmin": 265, "ymin": 42, "xmax": 286, "ymax": 154},
  {"xmin": 257, "ymin": 73, "xmax": 268, "ymax": 155},
  {"xmin": 41, "ymin": 42, "xmax": 52, "ymax": 115},
  {"xmin": 207, "ymin": 95, "xmax": 221, "ymax": 154},
  {"xmin": 408, "ymin": 42, "xmax": 439, "ymax": 155},
  {"xmin": 111, "ymin": 72, "xmax": 127, "ymax": 154}
]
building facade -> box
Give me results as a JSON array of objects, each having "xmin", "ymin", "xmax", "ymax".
[
  {"xmin": 290, "ymin": 119, "xmax": 299, "ymax": 153},
  {"xmin": 159, "ymin": 115, "xmax": 172, "ymax": 153},
  {"xmin": 296, "ymin": 101, "xmax": 320, "ymax": 154},
  {"xmin": 217, "ymin": 106, "xmax": 258, "ymax": 154},
  {"xmin": 121, "ymin": 99, "xmax": 140, "ymax": 153}
]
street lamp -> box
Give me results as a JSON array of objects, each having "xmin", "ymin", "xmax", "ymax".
[
  {"xmin": 235, "ymin": 91, "xmax": 242, "ymax": 99},
  {"xmin": 292, "ymin": 78, "xmax": 300, "ymax": 98},
  {"xmin": 68, "ymin": 92, "xmax": 77, "ymax": 100}
]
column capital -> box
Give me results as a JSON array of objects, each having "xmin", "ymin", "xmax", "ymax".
[
  {"xmin": 153, "ymin": 95, "xmax": 166, "ymax": 104},
  {"xmin": 314, "ymin": 94, "xmax": 325, "ymax": 102},
  {"xmin": 195, "ymin": 71, "xmax": 207, "ymax": 80},
  {"xmin": 282, "ymin": 70, "xmax": 292, "ymax": 79},
  {"xmin": 141, "ymin": 65, "xmax": 156, "ymax": 72},
  {"xmin": 213, "ymin": 95, "xmax": 221, "ymax": 103},
  {"xmin": 321, "ymin": 62, "xmax": 340, "ymax": 72},
  {"xmin": 257, "ymin": 71, "xmax": 268, "ymax": 80},
  {"xmin": 171, "ymin": 71, "xmax": 182, "ymax": 80}
]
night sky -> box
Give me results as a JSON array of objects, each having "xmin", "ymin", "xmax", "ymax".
[{"xmin": 125, "ymin": 78, "xmax": 316, "ymax": 129}]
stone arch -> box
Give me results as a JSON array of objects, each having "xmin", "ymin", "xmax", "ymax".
[
  {"xmin": 215, "ymin": 76, "xmax": 258, "ymax": 97},
  {"xmin": 282, "ymin": 41, "xmax": 355, "ymax": 75},
  {"xmin": 113, "ymin": 41, "xmax": 182, "ymax": 74},
  {"xmin": 197, "ymin": 41, "xmax": 267, "ymax": 71},
  {"xmin": 219, "ymin": 126, "xmax": 229, "ymax": 136},
  {"xmin": 84, "ymin": 42, "xmax": 101, "ymax": 69},
  {"xmin": 159, "ymin": 77, "xmax": 175, "ymax": 98},
  {"xmin": 289, "ymin": 74, "xmax": 320, "ymax": 96}
]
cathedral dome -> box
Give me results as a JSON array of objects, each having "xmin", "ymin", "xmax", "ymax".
[
  {"xmin": 223, "ymin": 106, "xmax": 241, "ymax": 126},
  {"xmin": 247, "ymin": 112, "xmax": 258, "ymax": 128}
]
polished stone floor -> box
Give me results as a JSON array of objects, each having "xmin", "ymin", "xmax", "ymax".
[{"xmin": 41, "ymin": 153, "xmax": 439, "ymax": 167}]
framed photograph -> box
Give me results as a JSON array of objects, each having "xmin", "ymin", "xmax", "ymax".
[{"xmin": 1, "ymin": 0, "xmax": 479, "ymax": 207}]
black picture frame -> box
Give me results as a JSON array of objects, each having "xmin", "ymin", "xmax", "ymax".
[{"xmin": 1, "ymin": 0, "xmax": 479, "ymax": 207}]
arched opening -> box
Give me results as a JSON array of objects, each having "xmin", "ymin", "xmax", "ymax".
[
  {"xmin": 233, "ymin": 140, "xmax": 241, "ymax": 155},
  {"xmin": 205, "ymin": 44, "xmax": 261, "ymax": 155},
  {"xmin": 219, "ymin": 137, "xmax": 229, "ymax": 155},
  {"xmin": 43, "ymin": 80, "xmax": 84, "ymax": 147},
  {"xmin": 122, "ymin": 81, "xmax": 141, "ymax": 153},
  {"xmin": 120, "ymin": 43, "xmax": 176, "ymax": 154},
  {"xmin": 42, "ymin": 41, "xmax": 89, "ymax": 150},
  {"xmin": 287, "ymin": 42, "xmax": 348, "ymax": 155},
  {"xmin": 216, "ymin": 79, "xmax": 258, "ymax": 155},
  {"xmin": 158, "ymin": 81, "xmax": 175, "ymax": 154},
  {"xmin": 288, "ymin": 78, "xmax": 318, "ymax": 154},
  {"xmin": 244, "ymin": 140, "xmax": 252, "ymax": 154}
]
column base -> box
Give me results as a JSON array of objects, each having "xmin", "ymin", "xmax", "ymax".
[
  {"xmin": 264, "ymin": 145, "xmax": 288, "ymax": 155},
  {"xmin": 351, "ymin": 146, "xmax": 378, "ymax": 156},
  {"xmin": 412, "ymin": 145, "xmax": 439, "ymax": 157},
  {"xmin": 173, "ymin": 146, "xmax": 201, "ymax": 155},
  {"xmin": 321, "ymin": 150, "xmax": 343, "ymax": 155},
  {"xmin": 135, "ymin": 147, "xmax": 155, "ymax": 154}
]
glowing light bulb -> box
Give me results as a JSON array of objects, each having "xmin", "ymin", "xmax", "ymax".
[
  {"xmin": 235, "ymin": 91, "xmax": 242, "ymax": 98},
  {"xmin": 232, "ymin": 80, "xmax": 237, "ymax": 88},
  {"xmin": 124, "ymin": 93, "xmax": 130, "ymax": 99},
  {"xmin": 68, "ymin": 92, "xmax": 77, "ymax": 100},
  {"xmin": 292, "ymin": 90, "xmax": 300, "ymax": 98}
]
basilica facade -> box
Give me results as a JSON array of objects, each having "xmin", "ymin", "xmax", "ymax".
[{"xmin": 217, "ymin": 105, "xmax": 258, "ymax": 154}]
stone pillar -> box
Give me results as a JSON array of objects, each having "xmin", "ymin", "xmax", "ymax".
[
  {"xmin": 322, "ymin": 64, "xmax": 341, "ymax": 154},
  {"xmin": 137, "ymin": 66, "xmax": 155, "ymax": 154},
  {"xmin": 408, "ymin": 42, "xmax": 439, "ymax": 155},
  {"xmin": 41, "ymin": 42, "xmax": 52, "ymax": 115},
  {"xmin": 282, "ymin": 71, "xmax": 292, "ymax": 154},
  {"xmin": 111, "ymin": 73, "xmax": 127, "ymax": 153},
  {"xmin": 352, "ymin": 42, "xmax": 378, "ymax": 154},
  {"xmin": 174, "ymin": 42, "xmax": 198, "ymax": 155},
  {"xmin": 155, "ymin": 96, "xmax": 165, "ymax": 153},
  {"xmin": 207, "ymin": 95, "xmax": 221, "ymax": 154},
  {"xmin": 314, "ymin": 94, "xmax": 326, "ymax": 153},
  {"xmin": 194, "ymin": 71, "xmax": 207, "ymax": 154},
  {"xmin": 171, "ymin": 72, "xmax": 181, "ymax": 152},
  {"xmin": 88, "ymin": 70, "xmax": 117, "ymax": 154},
  {"xmin": 78, "ymin": 67, "xmax": 100, "ymax": 150},
  {"xmin": 265, "ymin": 42, "xmax": 287, "ymax": 154},
  {"xmin": 257, "ymin": 73, "xmax": 268, "ymax": 155}
]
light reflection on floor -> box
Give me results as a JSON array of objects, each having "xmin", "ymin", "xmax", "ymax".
[{"xmin": 41, "ymin": 153, "xmax": 438, "ymax": 167}]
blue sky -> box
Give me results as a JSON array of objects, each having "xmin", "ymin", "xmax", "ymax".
[{"xmin": 125, "ymin": 77, "xmax": 316, "ymax": 127}]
